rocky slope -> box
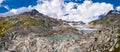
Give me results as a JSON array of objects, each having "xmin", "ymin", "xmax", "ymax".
[
  {"xmin": 0, "ymin": 10, "xmax": 82, "ymax": 52},
  {"xmin": 0, "ymin": 10, "xmax": 120, "ymax": 52},
  {"xmin": 88, "ymin": 10, "xmax": 120, "ymax": 52}
]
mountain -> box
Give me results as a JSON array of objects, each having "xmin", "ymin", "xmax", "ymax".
[
  {"xmin": 0, "ymin": 9, "xmax": 81, "ymax": 52},
  {"xmin": 20, "ymin": 9, "xmax": 41, "ymax": 16},
  {"xmin": 0, "ymin": 10, "xmax": 120, "ymax": 52},
  {"xmin": 88, "ymin": 10, "xmax": 120, "ymax": 52}
]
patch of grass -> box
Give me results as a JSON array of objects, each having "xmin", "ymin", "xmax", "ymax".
[
  {"xmin": 117, "ymin": 29, "xmax": 120, "ymax": 35},
  {"xmin": 19, "ymin": 17, "xmax": 40, "ymax": 27},
  {"xmin": 10, "ymin": 15, "xmax": 47, "ymax": 27},
  {"xmin": 0, "ymin": 18, "xmax": 17, "ymax": 37},
  {"xmin": 45, "ymin": 18, "xmax": 52, "ymax": 22},
  {"xmin": 0, "ymin": 15, "xmax": 47, "ymax": 37},
  {"xmin": 113, "ymin": 39, "xmax": 120, "ymax": 52}
]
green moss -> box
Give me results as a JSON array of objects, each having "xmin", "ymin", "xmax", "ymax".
[
  {"xmin": 117, "ymin": 29, "xmax": 120, "ymax": 34},
  {"xmin": 112, "ymin": 39, "xmax": 120, "ymax": 52},
  {"xmin": 10, "ymin": 15, "xmax": 47, "ymax": 27},
  {"xmin": 45, "ymin": 18, "xmax": 52, "ymax": 22},
  {"xmin": 0, "ymin": 18, "xmax": 16, "ymax": 37},
  {"xmin": 19, "ymin": 17, "xmax": 39, "ymax": 27}
]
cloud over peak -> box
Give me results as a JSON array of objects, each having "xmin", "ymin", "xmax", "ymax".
[
  {"xmin": 0, "ymin": 0, "xmax": 114, "ymax": 23},
  {"xmin": 0, "ymin": 6, "xmax": 33, "ymax": 17},
  {"xmin": 116, "ymin": 6, "xmax": 120, "ymax": 11},
  {"xmin": 35, "ymin": 0, "xmax": 113, "ymax": 23}
]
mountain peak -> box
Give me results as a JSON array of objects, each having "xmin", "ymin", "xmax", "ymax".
[
  {"xmin": 21, "ymin": 9, "xmax": 41, "ymax": 16},
  {"xmin": 107, "ymin": 10, "xmax": 120, "ymax": 15}
]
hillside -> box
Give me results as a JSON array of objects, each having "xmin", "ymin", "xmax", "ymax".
[
  {"xmin": 89, "ymin": 10, "xmax": 120, "ymax": 52},
  {"xmin": 0, "ymin": 10, "xmax": 120, "ymax": 52}
]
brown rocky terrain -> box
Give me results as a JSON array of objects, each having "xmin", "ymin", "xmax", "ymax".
[{"xmin": 0, "ymin": 10, "xmax": 120, "ymax": 52}]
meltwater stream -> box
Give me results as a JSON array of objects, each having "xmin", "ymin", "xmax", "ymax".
[{"xmin": 68, "ymin": 22, "xmax": 97, "ymax": 34}]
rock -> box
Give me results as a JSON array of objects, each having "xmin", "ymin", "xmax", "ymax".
[{"xmin": 86, "ymin": 23, "xmax": 94, "ymax": 28}]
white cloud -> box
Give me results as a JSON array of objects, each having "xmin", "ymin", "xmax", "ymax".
[
  {"xmin": 0, "ymin": 0, "xmax": 3, "ymax": 4},
  {"xmin": 0, "ymin": 6, "xmax": 33, "ymax": 17},
  {"xmin": 3, "ymin": 5, "xmax": 10, "ymax": 10},
  {"xmin": 116, "ymin": 6, "xmax": 120, "ymax": 11},
  {"xmin": 0, "ymin": 0, "xmax": 10, "ymax": 10},
  {"xmin": 34, "ymin": 0, "xmax": 65, "ymax": 17},
  {"xmin": 35, "ymin": 0, "xmax": 113, "ymax": 23},
  {"xmin": 0, "ymin": 0, "xmax": 114, "ymax": 23},
  {"xmin": 0, "ymin": 0, "xmax": 4, "ymax": 6}
]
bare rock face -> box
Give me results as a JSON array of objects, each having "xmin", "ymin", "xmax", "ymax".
[
  {"xmin": 0, "ymin": 10, "xmax": 120, "ymax": 52},
  {"xmin": 88, "ymin": 10, "xmax": 120, "ymax": 52},
  {"xmin": 0, "ymin": 10, "xmax": 82, "ymax": 52}
]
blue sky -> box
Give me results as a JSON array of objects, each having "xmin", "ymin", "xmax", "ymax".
[
  {"xmin": 0, "ymin": 0, "xmax": 120, "ymax": 13},
  {"xmin": 0, "ymin": 0, "xmax": 37, "ymax": 13}
]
